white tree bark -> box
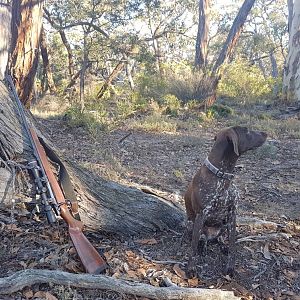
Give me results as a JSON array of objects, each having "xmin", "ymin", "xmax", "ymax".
[
  {"xmin": 283, "ymin": 0, "xmax": 300, "ymax": 102},
  {"xmin": 0, "ymin": 4, "xmax": 11, "ymax": 79}
]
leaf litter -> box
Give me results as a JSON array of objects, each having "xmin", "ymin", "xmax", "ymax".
[{"xmin": 0, "ymin": 113, "xmax": 299, "ymax": 300}]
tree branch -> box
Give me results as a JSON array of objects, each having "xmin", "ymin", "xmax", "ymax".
[
  {"xmin": 43, "ymin": 8, "xmax": 109, "ymax": 38},
  {"xmin": 0, "ymin": 269, "xmax": 240, "ymax": 300}
]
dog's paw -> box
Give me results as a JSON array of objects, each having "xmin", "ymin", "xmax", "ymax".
[
  {"xmin": 186, "ymin": 267, "xmax": 197, "ymax": 279},
  {"xmin": 186, "ymin": 257, "xmax": 198, "ymax": 278}
]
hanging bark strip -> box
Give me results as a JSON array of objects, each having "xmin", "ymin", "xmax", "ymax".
[{"xmin": 10, "ymin": 0, "xmax": 44, "ymax": 107}]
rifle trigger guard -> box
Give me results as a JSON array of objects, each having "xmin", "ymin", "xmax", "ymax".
[{"xmin": 57, "ymin": 199, "xmax": 72, "ymax": 209}]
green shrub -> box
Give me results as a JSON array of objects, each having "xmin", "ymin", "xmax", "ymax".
[
  {"xmin": 207, "ymin": 104, "xmax": 234, "ymax": 118},
  {"xmin": 129, "ymin": 113, "xmax": 178, "ymax": 133},
  {"xmin": 136, "ymin": 73, "xmax": 167, "ymax": 100},
  {"xmin": 65, "ymin": 104, "xmax": 109, "ymax": 134},
  {"xmin": 161, "ymin": 94, "xmax": 181, "ymax": 116},
  {"xmin": 136, "ymin": 64, "xmax": 214, "ymax": 105},
  {"xmin": 218, "ymin": 59, "xmax": 274, "ymax": 104},
  {"xmin": 116, "ymin": 98, "xmax": 136, "ymax": 119},
  {"xmin": 165, "ymin": 67, "xmax": 214, "ymax": 103}
]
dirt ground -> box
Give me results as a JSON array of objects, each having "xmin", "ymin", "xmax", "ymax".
[{"xmin": 0, "ymin": 106, "xmax": 299, "ymax": 300}]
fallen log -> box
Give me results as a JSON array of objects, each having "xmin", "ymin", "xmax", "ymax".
[
  {"xmin": 0, "ymin": 269, "xmax": 240, "ymax": 300},
  {"xmin": 0, "ymin": 79, "xmax": 185, "ymax": 236}
]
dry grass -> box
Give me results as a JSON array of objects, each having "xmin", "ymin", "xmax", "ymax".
[
  {"xmin": 165, "ymin": 69, "xmax": 214, "ymax": 103},
  {"xmin": 128, "ymin": 113, "xmax": 178, "ymax": 133},
  {"xmin": 227, "ymin": 113, "xmax": 300, "ymax": 139},
  {"xmin": 31, "ymin": 94, "xmax": 69, "ymax": 118}
]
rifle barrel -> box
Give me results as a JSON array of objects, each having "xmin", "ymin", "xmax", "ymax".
[{"xmin": 29, "ymin": 128, "xmax": 108, "ymax": 274}]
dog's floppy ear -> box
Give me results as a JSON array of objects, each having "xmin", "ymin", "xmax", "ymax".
[{"xmin": 226, "ymin": 128, "xmax": 239, "ymax": 156}]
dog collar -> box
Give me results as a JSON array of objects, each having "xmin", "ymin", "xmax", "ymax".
[{"xmin": 204, "ymin": 157, "xmax": 235, "ymax": 180}]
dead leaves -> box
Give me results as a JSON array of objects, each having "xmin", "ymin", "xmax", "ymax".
[
  {"xmin": 187, "ymin": 277, "xmax": 199, "ymax": 287},
  {"xmin": 5, "ymin": 223, "xmax": 23, "ymax": 232},
  {"xmin": 135, "ymin": 238, "xmax": 158, "ymax": 245},
  {"xmin": 32, "ymin": 291, "xmax": 58, "ymax": 300},
  {"xmin": 23, "ymin": 289, "xmax": 58, "ymax": 300},
  {"xmin": 173, "ymin": 263, "xmax": 187, "ymax": 279},
  {"xmin": 103, "ymin": 246, "xmax": 207, "ymax": 289}
]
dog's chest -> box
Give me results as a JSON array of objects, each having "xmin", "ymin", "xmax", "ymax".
[{"xmin": 201, "ymin": 181, "xmax": 239, "ymax": 224}]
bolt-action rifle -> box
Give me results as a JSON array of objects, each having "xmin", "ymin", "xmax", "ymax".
[{"xmin": 7, "ymin": 75, "xmax": 108, "ymax": 274}]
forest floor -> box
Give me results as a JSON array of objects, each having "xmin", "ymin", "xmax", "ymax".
[{"xmin": 0, "ymin": 101, "xmax": 299, "ymax": 300}]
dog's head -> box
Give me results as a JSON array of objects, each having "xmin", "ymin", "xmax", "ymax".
[{"xmin": 214, "ymin": 126, "xmax": 267, "ymax": 156}]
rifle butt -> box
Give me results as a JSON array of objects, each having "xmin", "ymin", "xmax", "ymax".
[{"xmin": 69, "ymin": 227, "xmax": 108, "ymax": 274}]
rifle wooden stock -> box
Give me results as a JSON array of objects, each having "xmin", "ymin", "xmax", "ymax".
[{"xmin": 29, "ymin": 128, "xmax": 108, "ymax": 274}]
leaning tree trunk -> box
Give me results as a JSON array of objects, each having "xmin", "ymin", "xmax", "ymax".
[
  {"xmin": 0, "ymin": 79, "xmax": 185, "ymax": 235},
  {"xmin": 10, "ymin": 0, "xmax": 43, "ymax": 107},
  {"xmin": 43, "ymin": 9, "xmax": 75, "ymax": 81},
  {"xmin": 195, "ymin": 0, "xmax": 210, "ymax": 69},
  {"xmin": 40, "ymin": 26, "xmax": 56, "ymax": 94},
  {"xmin": 204, "ymin": 0, "xmax": 255, "ymax": 107},
  {"xmin": 59, "ymin": 30, "xmax": 75, "ymax": 80},
  {"xmin": 97, "ymin": 60, "xmax": 125, "ymax": 100},
  {"xmin": 212, "ymin": 0, "xmax": 256, "ymax": 76},
  {"xmin": 282, "ymin": 0, "xmax": 300, "ymax": 103},
  {"xmin": 64, "ymin": 62, "xmax": 92, "ymax": 95}
]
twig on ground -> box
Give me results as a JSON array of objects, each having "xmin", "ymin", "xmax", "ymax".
[
  {"xmin": 237, "ymin": 233, "xmax": 291, "ymax": 243},
  {"xmin": 118, "ymin": 131, "xmax": 132, "ymax": 144},
  {"xmin": 253, "ymin": 264, "xmax": 268, "ymax": 281}
]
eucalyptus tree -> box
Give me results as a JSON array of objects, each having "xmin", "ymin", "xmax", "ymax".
[
  {"xmin": 10, "ymin": 0, "xmax": 44, "ymax": 106},
  {"xmin": 283, "ymin": 0, "xmax": 300, "ymax": 102},
  {"xmin": 141, "ymin": 0, "xmax": 195, "ymax": 77},
  {"xmin": 237, "ymin": 0, "xmax": 287, "ymax": 75},
  {"xmin": 193, "ymin": 0, "xmax": 256, "ymax": 106},
  {"xmin": 44, "ymin": 0, "xmax": 144, "ymax": 98},
  {"xmin": 195, "ymin": 0, "xmax": 210, "ymax": 69},
  {"xmin": 40, "ymin": 26, "xmax": 57, "ymax": 94}
]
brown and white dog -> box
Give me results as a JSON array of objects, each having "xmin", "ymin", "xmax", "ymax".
[{"xmin": 184, "ymin": 126, "xmax": 267, "ymax": 276}]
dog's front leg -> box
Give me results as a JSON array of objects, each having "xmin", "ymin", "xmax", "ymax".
[
  {"xmin": 187, "ymin": 213, "xmax": 204, "ymax": 277},
  {"xmin": 180, "ymin": 220, "xmax": 193, "ymax": 245},
  {"xmin": 225, "ymin": 208, "xmax": 236, "ymax": 276}
]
